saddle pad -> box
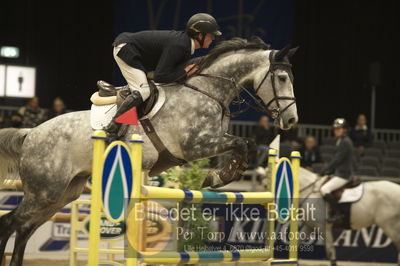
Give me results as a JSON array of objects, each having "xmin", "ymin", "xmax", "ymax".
[
  {"xmin": 89, "ymin": 85, "xmax": 166, "ymax": 130},
  {"xmin": 90, "ymin": 104, "xmax": 117, "ymax": 130},
  {"xmin": 338, "ymin": 183, "xmax": 364, "ymax": 203}
]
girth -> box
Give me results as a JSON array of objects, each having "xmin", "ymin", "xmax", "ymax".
[
  {"xmin": 139, "ymin": 80, "xmax": 187, "ymax": 176},
  {"xmin": 140, "ymin": 118, "xmax": 187, "ymax": 176}
]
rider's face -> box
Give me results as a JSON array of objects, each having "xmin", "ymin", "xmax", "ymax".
[
  {"xmin": 202, "ymin": 33, "xmax": 215, "ymax": 48},
  {"xmin": 334, "ymin": 127, "xmax": 345, "ymax": 137}
]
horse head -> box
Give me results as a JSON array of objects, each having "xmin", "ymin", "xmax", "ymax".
[
  {"xmin": 189, "ymin": 37, "xmax": 299, "ymax": 130},
  {"xmin": 253, "ymin": 44, "xmax": 299, "ymax": 130}
]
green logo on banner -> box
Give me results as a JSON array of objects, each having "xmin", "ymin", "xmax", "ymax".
[{"xmin": 85, "ymin": 216, "xmax": 126, "ymax": 239}]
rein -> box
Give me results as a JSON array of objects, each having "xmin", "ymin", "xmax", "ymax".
[
  {"xmin": 299, "ymin": 174, "xmax": 324, "ymax": 207},
  {"xmin": 182, "ymin": 81, "xmax": 232, "ymax": 117},
  {"xmin": 182, "ymin": 50, "xmax": 296, "ymax": 119}
]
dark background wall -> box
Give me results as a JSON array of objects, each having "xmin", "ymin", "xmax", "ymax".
[
  {"xmin": 1, "ymin": 0, "xmax": 399, "ymax": 128},
  {"xmin": 0, "ymin": 0, "xmax": 114, "ymax": 110},
  {"xmin": 292, "ymin": 0, "xmax": 400, "ymax": 128}
]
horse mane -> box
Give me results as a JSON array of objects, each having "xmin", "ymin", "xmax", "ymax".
[{"xmin": 189, "ymin": 36, "xmax": 271, "ymax": 70}]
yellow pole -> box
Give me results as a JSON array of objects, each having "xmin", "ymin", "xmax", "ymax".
[
  {"xmin": 69, "ymin": 201, "xmax": 78, "ymax": 266},
  {"xmin": 126, "ymin": 134, "xmax": 143, "ymax": 266},
  {"xmin": 88, "ymin": 130, "xmax": 107, "ymax": 266},
  {"xmin": 141, "ymin": 171, "xmax": 149, "ymax": 252},
  {"xmin": 267, "ymin": 148, "xmax": 277, "ymax": 258},
  {"xmin": 289, "ymin": 151, "xmax": 301, "ymax": 260}
]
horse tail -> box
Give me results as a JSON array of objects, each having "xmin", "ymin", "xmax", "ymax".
[{"xmin": 0, "ymin": 128, "xmax": 30, "ymax": 184}]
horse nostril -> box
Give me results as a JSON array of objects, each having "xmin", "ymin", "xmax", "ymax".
[{"xmin": 288, "ymin": 117, "xmax": 296, "ymax": 125}]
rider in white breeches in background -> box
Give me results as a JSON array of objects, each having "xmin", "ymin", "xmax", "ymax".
[{"xmin": 319, "ymin": 118, "xmax": 354, "ymax": 222}]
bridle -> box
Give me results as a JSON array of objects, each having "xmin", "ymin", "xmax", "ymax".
[
  {"xmin": 183, "ymin": 50, "xmax": 296, "ymax": 119},
  {"xmin": 255, "ymin": 50, "xmax": 296, "ymax": 119}
]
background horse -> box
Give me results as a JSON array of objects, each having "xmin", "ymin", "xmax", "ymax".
[
  {"xmin": 0, "ymin": 37, "xmax": 298, "ymax": 265},
  {"xmin": 298, "ymin": 167, "xmax": 400, "ymax": 266}
]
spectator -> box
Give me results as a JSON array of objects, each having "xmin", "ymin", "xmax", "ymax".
[
  {"xmin": 349, "ymin": 113, "xmax": 372, "ymax": 156},
  {"xmin": 300, "ymin": 136, "xmax": 323, "ymax": 171},
  {"xmin": 290, "ymin": 137, "xmax": 303, "ymax": 152},
  {"xmin": 48, "ymin": 97, "xmax": 67, "ymax": 119},
  {"xmin": 252, "ymin": 115, "xmax": 276, "ymax": 167},
  {"xmin": 12, "ymin": 97, "xmax": 47, "ymax": 128}
]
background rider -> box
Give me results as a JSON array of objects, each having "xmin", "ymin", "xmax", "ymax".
[{"xmin": 319, "ymin": 118, "xmax": 354, "ymax": 223}]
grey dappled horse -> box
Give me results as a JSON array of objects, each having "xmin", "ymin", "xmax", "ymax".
[{"xmin": 0, "ymin": 37, "xmax": 298, "ymax": 265}]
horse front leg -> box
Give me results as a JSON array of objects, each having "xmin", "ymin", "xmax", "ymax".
[
  {"xmin": 325, "ymin": 221, "xmax": 337, "ymax": 266},
  {"xmin": 182, "ymin": 133, "xmax": 255, "ymax": 188}
]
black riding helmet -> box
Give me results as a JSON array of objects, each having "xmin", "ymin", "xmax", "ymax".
[
  {"xmin": 186, "ymin": 13, "xmax": 222, "ymax": 47},
  {"xmin": 332, "ymin": 118, "xmax": 348, "ymax": 129}
]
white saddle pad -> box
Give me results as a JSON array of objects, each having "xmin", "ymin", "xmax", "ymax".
[
  {"xmin": 90, "ymin": 104, "xmax": 117, "ymax": 130},
  {"xmin": 89, "ymin": 86, "xmax": 166, "ymax": 130},
  {"xmin": 338, "ymin": 183, "xmax": 364, "ymax": 203}
]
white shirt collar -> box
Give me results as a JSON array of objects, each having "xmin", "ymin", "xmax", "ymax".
[{"xmin": 190, "ymin": 38, "xmax": 195, "ymax": 55}]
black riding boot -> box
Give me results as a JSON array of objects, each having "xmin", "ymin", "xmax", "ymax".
[
  {"xmin": 104, "ymin": 90, "xmax": 143, "ymax": 141},
  {"xmin": 323, "ymin": 193, "xmax": 344, "ymax": 224}
]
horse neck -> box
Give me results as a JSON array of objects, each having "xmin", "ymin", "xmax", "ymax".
[
  {"xmin": 299, "ymin": 167, "xmax": 325, "ymax": 192},
  {"xmin": 189, "ymin": 50, "xmax": 269, "ymax": 107}
]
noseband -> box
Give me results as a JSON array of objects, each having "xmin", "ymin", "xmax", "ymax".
[{"xmin": 183, "ymin": 50, "xmax": 296, "ymax": 119}]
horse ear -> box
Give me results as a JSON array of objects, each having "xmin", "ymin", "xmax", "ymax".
[
  {"xmin": 250, "ymin": 36, "xmax": 266, "ymax": 45},
  {"xmin": 275, "ymin": 44, "xmax": 291, "ymax": 61},
  {"xmin": 288, "ymin": 46, "xmax": 299, "ymax": 60},
  {"xmin": 249, "ymin": 36, "xmax": 270, "ymax": 49}
]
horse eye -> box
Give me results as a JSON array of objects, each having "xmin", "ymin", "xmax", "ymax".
[{"xmin": 278, "ymin": 76, "xmax": 287, "ymax": 82}]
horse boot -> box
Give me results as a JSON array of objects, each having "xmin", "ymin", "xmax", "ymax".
[
  {"xmin": 204, "ymin": 154, "xmax": 248, "ymax": 189},
  {"xmin": 104, "ymin": 90, "xmax": 143, "ymax": 141},
  {"xmin": 323, "ymin": 193, "xmax": 344, "ymax": 224}
]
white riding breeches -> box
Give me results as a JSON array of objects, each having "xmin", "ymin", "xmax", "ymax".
[
  {"xmin": 113, "ymin": 43, "xmax": 150, "ymax": 101},
  {"xmin": 320, "ymin": 176, "xmax": 349, "ymax": 196}
]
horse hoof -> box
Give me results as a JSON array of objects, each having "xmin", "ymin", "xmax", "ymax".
[
  {"xmin": 201, "ymin": 176, "xmax": 212, "ymax": 188},
  {"xmin": 202, "ymin": 171, "xmax": 224, "ymax": 188}
]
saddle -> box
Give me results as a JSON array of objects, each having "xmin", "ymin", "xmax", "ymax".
[
  {"xmin": 322, "ymin": 177, "xmax": 362, "ymax": 202},
  {"xmin": 322, "ymin": 177, "xmax": 363, "ymax": 229},
  {"xmin": 95, "ymin": 80, "xmax": 159, "ymax": 118}
]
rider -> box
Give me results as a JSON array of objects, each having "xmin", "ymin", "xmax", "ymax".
[
  {"xmin": 319, "ymin": 118, "xmax": 354, "ymax": 223},
  {"xmin": 103, "ymin": 13, "xmax": 222, "ymax": 139}
]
